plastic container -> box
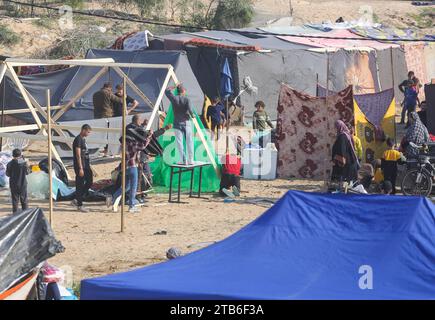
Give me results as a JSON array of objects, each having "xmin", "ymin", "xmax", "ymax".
[{"xmin": 242, "ymin": 143, "xmax": 277, "ymax": 180}]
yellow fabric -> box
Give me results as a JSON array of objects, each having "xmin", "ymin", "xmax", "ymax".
[
  {"xmin": 354, "ymin": 97, "xmax": 396, "ymax": 163},
  {"xmin": 374, "ymin": 168, "xmax": 384, "ymax": 184},
  {"xmin": 353, "ymin": 135, "xmax": 363, "ymax": 160},
  {"xmin": 202, "ymin": 95, "xmax": 212, "ymax": 129},
  {"xmin": 383, "ymin": 149, "xmax": 402, "ymax": 161}
]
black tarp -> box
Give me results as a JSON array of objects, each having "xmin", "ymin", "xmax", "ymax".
[{"xmin": 0, "ymin": 208, "xmax": 64, "ymax": 293}]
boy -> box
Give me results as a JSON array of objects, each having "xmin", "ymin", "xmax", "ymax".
[
  {"xmin": 381, "ymin": 138, "xmax": 406, "ymax": 195},
  {"xmin": 206, "ymin": 97, "xmax": 227, "ymax": 140},
  {"xmin": 253, "ymin": 101, "xmax": 274, "ymax": 147},
  {"xmin": 6, "ymin": 148, "xmax": 29, "ymax": 214}
]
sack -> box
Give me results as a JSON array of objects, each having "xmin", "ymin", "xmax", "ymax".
[{"xmin": 334, "ymin": 155, "xmax": 346, "ymax": 167}]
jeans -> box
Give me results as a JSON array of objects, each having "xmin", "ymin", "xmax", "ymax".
[
  {"xmin": 174, "ymin": 121, "xmax": 194, "ymax": 164},
  {"xmin": 75, "ymin": 167, "xmax": 93, "ymax": 207},
  {"xmin": 112, "ymin": 166, "xmax": 138, "ymax": 208}
]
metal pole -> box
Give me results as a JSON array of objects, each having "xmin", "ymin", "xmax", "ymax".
[
  {"xmin": 47, "ymin": 89, "xmax": 53, "ymax": 226},
  {"xmin": 121, "ymin": 77, "xmax": 127, "ymax": 232}
]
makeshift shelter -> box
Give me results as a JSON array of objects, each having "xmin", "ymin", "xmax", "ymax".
[
  {"xmin": 0, "ymin": 50, "xmax": 204, "ymax": 123},
  {"xmin": 318, "ymin": 85, "xmax": 396, "ymax": 163},
  {"xmin": 80, "ymin": 190, "xmax": 435, "ymax": 300},
  {"xmin": 275, "ymin": 84, "xmax": 354, "ymax": 180},
  {"xmin": 154, "ymin": 26, "xmax": 411, "ymax": 120}
]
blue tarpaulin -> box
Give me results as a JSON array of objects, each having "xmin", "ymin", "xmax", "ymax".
[
  {"xmin": 220, "ymin": 57, "xmax": 233, "ymax": 99},
  {"xmin": 80, "ymin": 191, "xmax": 435, "ymax": 300}
]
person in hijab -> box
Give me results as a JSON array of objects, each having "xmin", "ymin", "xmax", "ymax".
[
  {"xmin": 331, "ymin": 120, "xmax": 359, "ymax": 183},
  {"xmin": 403, "ymin": 112, "xmax": 429, "ymax": 158}
]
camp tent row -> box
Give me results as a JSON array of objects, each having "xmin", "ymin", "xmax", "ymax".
[{"xmin": 152, "ymin": 25, "xmax": 434, "ymax": 120}]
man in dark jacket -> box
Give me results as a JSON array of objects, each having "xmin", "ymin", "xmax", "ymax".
[
  {"xmin": 6, "ymin": 148, "xmax": 29, "ymax": 213},
  {"xmin": 92, "ymin": 82, "xmax": 123, "ymax": 119}
]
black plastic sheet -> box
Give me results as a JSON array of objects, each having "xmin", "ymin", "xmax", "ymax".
[{"xmin": 0, "ymin": 208, "xmax": 64, "ymax": 293}]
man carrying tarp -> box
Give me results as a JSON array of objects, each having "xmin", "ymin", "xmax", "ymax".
[{"xmin": 165, "ymin": 84, "xmax": 195, "ymax": 165}]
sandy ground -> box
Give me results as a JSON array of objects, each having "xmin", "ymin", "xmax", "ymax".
[{"xmin": 0, "ymin": 149, "xmax": 323, "ymax": 285}]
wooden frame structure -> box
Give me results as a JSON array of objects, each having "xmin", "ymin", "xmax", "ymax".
[{"xmin": 0, "ymin": 57, "xmax": 219, "ymax": 231}]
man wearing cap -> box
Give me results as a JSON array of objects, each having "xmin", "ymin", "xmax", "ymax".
[{"xmin": 165, "ymin": 83, "xmax": 195, "ymax": 164}]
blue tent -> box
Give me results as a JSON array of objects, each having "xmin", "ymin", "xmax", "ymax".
[{"xmin": 80, "ymin": 191, "xmax": 435, "ymax": 300}]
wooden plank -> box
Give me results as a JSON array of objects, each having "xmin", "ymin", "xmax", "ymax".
[
  {"xmin": 52, "ymin": 67, "xmax": 109, "ymax": 122},
  {"xmin": 5, "ymin": 58, "xmax": 172, "ymax": 70},
  {"xmin": 1, "ymin": 105, "xmax": 64, "ymax": 115},
  {"xmin": 111, "ymin": 66, "xmax": 155, "ymax": 110},
  {"xmin": 48, "ymin": 124, "xmax": 120, "ymax": 133},
  {"xmin": 0, "ymin": 132, "xmax": 120, "ymax": 145},
  {"xmin": 47, "ymin": 89, "xmax": 53, "ymax": 226},
  {"xmin": 0, "ymin": 124, "xmax": 40, "ymax": 133},
  {"xmin": 121, "ymin": 77, "xmax": 127, "ymax": 233},
  {"xmin": 145, "ymin": 68, "xmax": 173, "ymax": 131}
]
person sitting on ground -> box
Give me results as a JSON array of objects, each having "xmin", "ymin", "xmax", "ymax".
[
  {"xmin": 403, "ymin": 111, "xmax": 429, "ymax": 158},
  {"xmin": 6, "ymin": 148, "xmax": 29, "ymax": 214},
  {"xmin": 358, "ymin": 163, "xmax": 374, "ymax": 191},
  {"xmin": 72, "ymin": 124, "xmax": 93, "ymax": 213},
  {"xmin": 206, "ymin": 96, "xmax": 227, "ymax": 140},
  {"xmin": 372, "ymin": 159, "xmax": 384, "ymax": 186},
  {"xmin": 381, "ymin": 138, "xmax": 406, "ymax": 195},
  {"xmin": 331, "ymin": 120, "xmax": 359, "ymax": 183},
  {"xmin": 348, "ymin": 124, "xmax": 362, "ymax": 163},
  {"xmin": 219, "ymin": 138, "xmax": 242, "ymax": 198},
  {"xmin": 113, "ymin": 84, "xmax": 139, "ymax": 117},
  {"xmin": 253, "ymin": 101, "xmax": 274, "ymax": 148}
]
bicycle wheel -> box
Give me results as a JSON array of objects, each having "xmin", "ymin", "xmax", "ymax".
[{"xmin": 401, "ymin": 168, "xmax": 433, "ymax": 197}]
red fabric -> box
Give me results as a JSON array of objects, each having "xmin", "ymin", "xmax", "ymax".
[
  {"xmin": 186, "ymin": 38, "xmax": 260, "ymax": 51},
  {"xmin": 223, "ymin": 155, "xmax": 241, "ymax": 175},
  {"xmin": 430, "ymin": 134, "xmax": 435, "ymax": 142},
  {"xmin": 276, "ymin": 84, "xmax": 354, "ymax": 179}
]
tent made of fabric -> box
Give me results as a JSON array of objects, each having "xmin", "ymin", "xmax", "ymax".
[
  {"xmin": 275, "ymin": 84, "xmax": 354, "ymax": 180},
  {"xmin": 0, "ymin": 50, "xmax": 203, "ymax": 123},
  {"xmin": 353, "ymin": 89, "xmax": 396, "ymax": 163},
  {"xmin": 80, "ymin": 190, "xmax": 435, "ymax": 300}
]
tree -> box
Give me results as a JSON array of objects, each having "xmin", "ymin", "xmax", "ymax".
[{"xmin": 212, "ymin": 0, "xmax": 254, "ymax": 29}]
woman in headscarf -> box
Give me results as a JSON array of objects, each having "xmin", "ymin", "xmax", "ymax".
[
  {"xmin": 331, "ymin": 120, "xmax": 359, "ymax": 182},
  {"xmin": 403, "ymin": 112, "xmax": 429, "ymax": 158}
]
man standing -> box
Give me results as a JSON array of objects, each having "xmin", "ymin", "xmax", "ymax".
[
  {"xmin": 207, "ymin": 96, "xmax": 227, "ymax": 141},
  {"xmin": 92, "ymin": 82, "xmax": 123, "ymax": 119},
  {"xmin": 6, "ymin": 148, "xmax": 29, "ymax": 214},
  {"xmin": 113, "ymin": 84, "xmax": 139, "ymax": 117},
  {"xmin": 165, "ymin": 84, "xmax": 195, "ymax": 164},
  {"xmin": 72, "ymin": 124, "xmax": 93, "ymax": 212}
]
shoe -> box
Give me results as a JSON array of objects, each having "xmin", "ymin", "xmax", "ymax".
[
  {"xmin": 105, "ymin": 195, "xmax": 112, "ymax": 208},
  {"xmin": 129, "ymin": 206, "xmax": 140, "ymax": 213},
  {"xmin": 222, "ymin": 188, "xmax": 235, "ymax": 199},
  {"xmin": 77, "ymin": 206, "xmax": 89, "ymax": 213},
  {"xmin": 71, "ymin": 199, "xmax": 78, "ymax": 207},
  {"xmin": 232, "ymin": 186, "xmax": 240, "ymax": 197}
]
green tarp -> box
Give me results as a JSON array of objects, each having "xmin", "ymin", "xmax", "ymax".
[{"xmin": 150, "ymin": 102, "xmax": 221, "ymax": 193}]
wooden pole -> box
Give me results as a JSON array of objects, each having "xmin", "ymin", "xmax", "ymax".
[
  {"xmin": 324, "ymin": 51, "xmax": 330, "ymax": 183},
  {"xmin": 121, "ymin": 77, "xmax": 127, "ymax": 233},
  {"xmin": 390, "ymin": 46, "xmax": 397, "ymax": 145},
  {"xmin": 47, "ymin": 89, "xmax": 53, "ymax": 226}
]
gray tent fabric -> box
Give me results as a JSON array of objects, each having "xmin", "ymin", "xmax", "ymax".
[
  {"xmin": 0, "ymin": 66, "xmax": 79, "ymax": 123},
  {"xmin": 426, "ymin": 84, "xmax": 435, "ymax": 135},
  {"xmin": 0, "ymin": 207, "xmax": 64, "ymax": 293},
  {"xmin": 0, "ymin": 50, "xmax": 203, "ymax": 123}
]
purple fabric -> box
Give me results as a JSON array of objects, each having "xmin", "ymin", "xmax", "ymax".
[
  {"xmin": 354, "ymin": 89, "xmax": 394, "ymax": 127},
  {"xmin": 316, "ymin": 84, "xmax": 338, "ymax": 97}
]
